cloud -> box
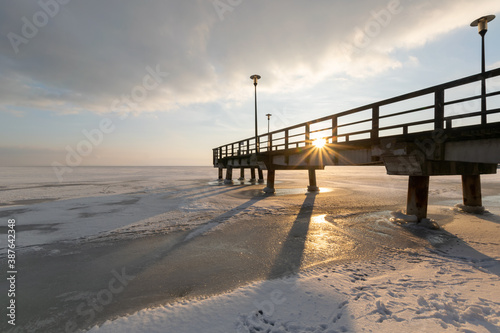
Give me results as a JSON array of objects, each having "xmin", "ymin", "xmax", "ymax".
[
  {"xmin": 489, "ymin": 61, "xmax": 500, "ymax": 70},
  {"xmin": 1, "ymin": 0, "xmax": 499, "ymax": 116}
]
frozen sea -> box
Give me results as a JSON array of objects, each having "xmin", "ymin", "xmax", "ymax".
[
  {"xmin": 0, "ymin": 166, "xmax": 224, "ymax": 248},
  {"xmin": 1, "ymin": 166, "xmax": 499, "ymax": 332}
]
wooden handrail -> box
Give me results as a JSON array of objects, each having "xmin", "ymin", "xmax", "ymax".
[{"xmin": 213, "ymin": 68, "xmax": 500, "ymax": 161}]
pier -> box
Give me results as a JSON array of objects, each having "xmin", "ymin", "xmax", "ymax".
[{"xmin": 213, "ymin": 69, "xmax": 500, "ymax": 220}]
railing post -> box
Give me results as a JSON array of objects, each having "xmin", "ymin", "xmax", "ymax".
[
  {"xmin": 246, "ymin": 139, "xmax": 250, "ymax": 155},
  {"xmin": 305, "ymin": 123, "xmax": 310, "ymax": 145},
  {"xmin": 371, "ymin": 106, "xmax": 379, "ymax": 140},
  {"xmin": 268, "ymin": 132, "xmax": 272, "ymax": 151},
  {"xmin": 285, "ymin": 129, "xmax": 289, "ymax": 150},
  {"xmin": 434, "ymin": 89, "xmax": 444, "ymax": 130},
  {"xmin": 332, "ymin": 117, "xmax": 338, "ymax": 164},
  {"xmin": 332, "ymin": 117, "xmax": 337, "ymax": 143}
]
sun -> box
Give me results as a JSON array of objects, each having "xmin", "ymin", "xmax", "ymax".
[{"xmin": 312, "ymin": 138, "xmax": 327, "ymax": 148}]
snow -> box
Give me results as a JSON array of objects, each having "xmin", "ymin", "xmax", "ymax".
[
  {"xmin": 1, "ymin": 166, "xmax": 499, "ymax": 332},
  {"xmin": 454, "ymin": 203, "xmax": 486, "ymax": 214},
  {"xmin": 390, "ymin": 211, "xmax": 441, "ymax": 230},
  {"xmin": 89, "ymin": 230, "xmax": 500, "ymax": 332},
  {"xmin": 88, "ymin": 168, "xmax": 499, "ymax": 333}
]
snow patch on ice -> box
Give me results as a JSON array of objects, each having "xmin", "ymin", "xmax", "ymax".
[
  {"xmin": 390, "ymin": 210, "xmax": 440, "ymax": 230},
  {"xmin": 390, "ymin": 210, "xmax": 418, "ymax": 223},
  {"xmin": 180, "ymin": 201, "xmax": 219, "ymax": 212},
  {"xmin": 453, "ymin": 203, "xmax": 486, "ymax": 214}
]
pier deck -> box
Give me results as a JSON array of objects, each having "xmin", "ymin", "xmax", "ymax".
[{"xmin": 213, "ymin": 69, "xmax": 500, "ymax": 220}]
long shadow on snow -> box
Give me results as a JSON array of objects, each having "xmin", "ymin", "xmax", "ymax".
[{"xmin": 267, "ymin": 192, "xmax": 317, "ymax": 279}]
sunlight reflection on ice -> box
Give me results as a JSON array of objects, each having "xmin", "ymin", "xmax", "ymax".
[{"xmin": 302, "ymin": 214, "xmax": 358, "ymax": 268}]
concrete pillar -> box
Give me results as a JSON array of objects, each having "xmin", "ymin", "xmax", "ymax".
[
  {"xmin": 238, "ymin": 168, "xmax": 245, "ymax": 181},
  {"xmin": 307, "ymin": 169, "xmax": 319, "ymax": 192},
  {"xmin": 250, "ymin": 168, "xmax": 256, "ymax": 182},
  {"xmin": 218, "ymin": 168, "xmax": 223, "ymax": 180},
  {"xmin": 462, "ymin": 175, "xmax": 482, "ymax": 207},
  {"xmin": 406, "ymin": 176, "xmax": 429, "ymax": 221},
  {"xmin": 224, "ymin": 167, "xmax": 233, "ymax": 184},
  {"xmin": 263, "ymin": 169, "xmax": 276, "ymax": 193},
  {"xmin": 258, "ymin": 168, "xmax": 265, "ymax": 183}
]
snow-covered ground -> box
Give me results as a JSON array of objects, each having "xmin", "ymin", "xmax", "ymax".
[
  {"xmin": 88, "ymin": 207, "xmax": 500, "ymax": 333},
  {"xmin": 1, "ymin": 166, "xmax": 499, "ymax": 332}
]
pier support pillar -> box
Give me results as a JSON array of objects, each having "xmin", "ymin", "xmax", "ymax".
[
  {"xmin": 218, "ymin": 168, "xmax": 223, "ymax": 181},
  {"xmin": 263, "ymin": 169, "xmax": 276, "ymax": 193},
  {"xmin": 462, "ymin": 175, "xmax": 482, "ymax": 207},
  {"xmin": 307, "ymin": 169, "xmax": 319, "ymax": 192},
  {"xmin": 238, "ymin": 168, "xmax": 245, "ymax": 181},
  {"xmin": 258, "ymin": 168, "xmax": 265, "ymax": 183},
  {"xmin": 250, "ymin": 168, "xmax": 256, "ymax": 182},
  {"xmin": 406, "ymin": 176, "xmax": 429, "ymax": 221},
  {"xmin": 224, "ymin": 167, "xmax": 233, "ymax": 184}
]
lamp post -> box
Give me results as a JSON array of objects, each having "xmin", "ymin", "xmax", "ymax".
[
  {"xmin": 250, "ymin": 74, "xmax": 261, "ymax": 153},
  {"xmin": 265, "ymin": 113, "xmax": 272, "ymax": 150},
  {"xmin": 265, "ymin": 113, "xmax": 272, "ymax": 134},
  {"xmin": 471, "ymin": 15, "xmax": 495, "ymax": 124}
]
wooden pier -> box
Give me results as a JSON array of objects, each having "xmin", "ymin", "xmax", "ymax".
[{"xmin": 213, "ymin": 68, "xmax": 500, "ymax": 220}]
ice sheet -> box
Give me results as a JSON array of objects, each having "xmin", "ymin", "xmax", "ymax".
[{"xmin": 1, "ymin": 166, "xmax": 499, "ymax": 332}]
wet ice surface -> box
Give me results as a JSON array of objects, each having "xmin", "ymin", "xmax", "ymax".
[{"xmin": 0, "ymin": 166, "xmax": 499, "ymax": 332}]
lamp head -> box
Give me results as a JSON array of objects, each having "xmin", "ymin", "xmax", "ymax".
[
  {"xmin": 250, "ymin": 74, "xmax": 261, "ymax": 86},
  {"xmin": 471, "ymin": 15, "xmax": 495, "ymax": 36}
]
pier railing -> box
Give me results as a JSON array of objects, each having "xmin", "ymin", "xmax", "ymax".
[{"xmin": 213, "ymin": 68, "xmax": 500, "ymax": 165}]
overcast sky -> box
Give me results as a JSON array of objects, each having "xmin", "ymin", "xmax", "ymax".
[{"xmin": 1, "ymin": 0, "xmax": 499, "ymax": 169}]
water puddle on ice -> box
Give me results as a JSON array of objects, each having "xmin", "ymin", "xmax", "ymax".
[
  {"xmin": 233, "ymin": 187, "xmax": 335, "ymax": 198},
  {"xmin": 300, "ymin": 210, "xmax": 455, "ymax": 267},
  {"xmin": 272, "ymin": 187, "xmax": 334, "ymax": 196}
]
